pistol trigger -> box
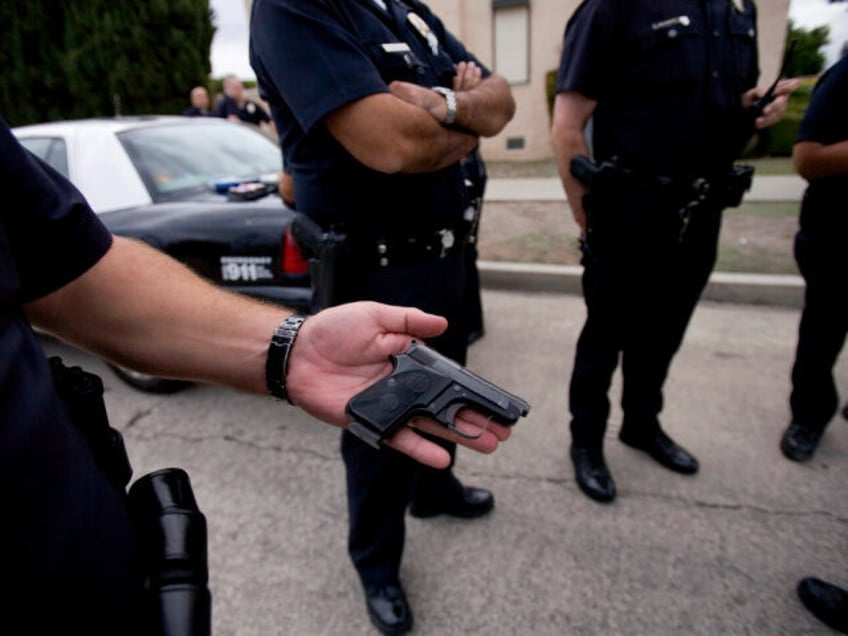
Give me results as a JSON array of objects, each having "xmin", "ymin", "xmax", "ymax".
[
  {"xmin": 444, "ymin": 403, "xmax": 486, "ymax": 440},
  {"xmin": 443, "ymin": 403, "xmax": 463, "ymax": 426}
]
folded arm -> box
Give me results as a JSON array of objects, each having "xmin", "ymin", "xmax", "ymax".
[{"xmin": 324, "ymin": 73, "xmax": 514, "ymax": 174}]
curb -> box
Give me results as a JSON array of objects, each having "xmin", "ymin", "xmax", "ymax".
[{"xmin": 477, "ymin": 260, "xmax": 804, "ymax": 309}]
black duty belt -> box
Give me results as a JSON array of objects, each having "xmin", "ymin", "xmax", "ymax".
[
  {"xmin": 349, "ymin": 227, "xmax": 468, "ymax": 268},
  {"xmin": 571, "ymin": 155, "xmax": 753, "ymax": 208}
]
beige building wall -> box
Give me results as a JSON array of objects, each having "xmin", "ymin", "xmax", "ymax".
[{"xmin": 427, "ymin": 0, "xmax": 790, "ymax": 162}]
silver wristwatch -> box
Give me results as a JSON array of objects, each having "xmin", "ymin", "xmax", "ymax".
[{"xmin": 431, "ymin": 86, "xmax": 457, "ymax": 125}]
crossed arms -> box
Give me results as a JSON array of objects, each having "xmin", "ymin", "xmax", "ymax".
[{"xmin": 324, "ymin": 61, "xmax": 515, "ymax": 174}]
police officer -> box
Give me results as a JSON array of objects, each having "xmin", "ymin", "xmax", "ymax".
[
  {"xmin": 783, "ymin": 59, "xmax": 848, "ymax": 630},
  {"xmin": 183, "ymin": 85, "xmax": 211, "ymax": 116},
  {"xmin": 0, "ymin": 115, "xmax": 510, "ymax": 633},
  {"xmin": 250, "ymin": 1, "xmax": 515, "ymax": 632},
  {"xmin": 779, "ymin": 55, "xmax": 848, "ymax": 465},
  {"xmin": 214, "ymin": 74, "xmax": 274, "ymax": 130},
  {"xmin": 551, "ymin": 0, "xmax": 798, "ymax": 504}
]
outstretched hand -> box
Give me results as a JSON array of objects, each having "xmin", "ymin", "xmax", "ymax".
[{"xmin": 284, "ymin": 302, "xmax": 511, "ymax": 468}]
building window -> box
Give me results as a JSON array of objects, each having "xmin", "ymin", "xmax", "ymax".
[{"xmin": 493, "ymin": 0, "xmax": 529, "ymax": 84}]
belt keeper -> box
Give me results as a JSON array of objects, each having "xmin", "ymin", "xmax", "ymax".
[{"xmin": 266, "ymin": 314, "xmax": 307, "ymax": 404}]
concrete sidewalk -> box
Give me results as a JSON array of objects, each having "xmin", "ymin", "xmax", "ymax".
[{"xmin": 481, "ymin": 174, "xmax": 808, "ymax": 308}]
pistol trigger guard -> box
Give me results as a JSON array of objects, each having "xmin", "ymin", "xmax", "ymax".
[{"xmin": 444, "ymin": 403, "xmax": 486, "ymax": 440}]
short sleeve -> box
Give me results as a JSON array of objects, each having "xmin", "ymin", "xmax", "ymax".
[
  {"xmin": 1, "ymin": 119, "xmax": 112, "ymax": 302},
  {"xmin": 555, "ymin": 0, "xmax": 618, "ymax": 100},
  {"xmin": 250, "ymin": 0, "xmax": 391, "ymax": 134}
]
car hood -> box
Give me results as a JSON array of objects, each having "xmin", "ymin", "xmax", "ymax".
[{"xmin": 100, "ymin": 196, "xmax": 294, "ymax": 246}]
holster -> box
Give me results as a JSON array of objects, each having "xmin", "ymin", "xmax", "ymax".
[
  {"xmin": 49, "ymin": 357, "xmax": 133, "ymax": 492},
  {"xmin": 291, "ymin": 212, "xmax": 351, "ymax": 310},
  {"xmin": 719, "ymin": 164, "xmax": 755, "ymax": 208},
  {"xmin": 49, "ymin": 357, "xmax": 210, "ymax": 636}
]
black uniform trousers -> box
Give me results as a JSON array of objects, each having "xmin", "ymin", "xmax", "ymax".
[
  {"xmin": 789, "ymin": 228, "xmax": 848, "ymax": 431},
  {"xmin": 569, "ymin": 190, "xmax": 723, "ymax": 447},
  {"xmin": 337, "ymin": 250, "xmax": 469, "ymax": 587}
]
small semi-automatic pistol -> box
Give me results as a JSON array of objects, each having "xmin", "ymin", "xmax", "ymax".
[{"xmin": 346, "ymin": 340, "xmax": 531, "ymax": 448}]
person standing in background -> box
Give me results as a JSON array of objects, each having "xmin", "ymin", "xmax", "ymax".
[
  {"xmin": 183, "ymin": 86, "xmax": 211, "ymax": 116},
  {"xmin": 214, "ymin": 74, "xmax": 275, "ymax": 134},
  {"xmin": 779, "ymin": 54, "xmax": 848, "ymax": 464},
  {"xmin": 552, "ymin": 0, "xmax": 798, "ymax": 504},
  {"xmin": 779, "ymin": 52, "xmax": 848, "ymax": 636}
]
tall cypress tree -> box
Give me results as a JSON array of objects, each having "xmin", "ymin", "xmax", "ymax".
[{"xmin": 0, "ymin": 0, "xmax": 215, "ymax": 126}]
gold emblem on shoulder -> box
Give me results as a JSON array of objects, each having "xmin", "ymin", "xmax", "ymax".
[{"xmin": 407, "ymin": 12, "xmax": 440, "ymax": 55}]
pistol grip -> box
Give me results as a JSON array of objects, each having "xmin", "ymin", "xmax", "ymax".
[{"xmin": 346, "ymin": 360, "xmax": 453, "ymax": 447}]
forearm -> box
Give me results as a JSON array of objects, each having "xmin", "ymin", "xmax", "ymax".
[
  {"xmin": 325, "ymin": 93, "xmax": 479, "ymax": 174},
  {"xmin": 551, "ymin": 92, "xmax": 595, "ymax": 233},
  {"xmin": 453, "ymin": 74, "xmax": 516, "ymax": 137},
  {"xmin": 25, "ymin": 237, "xmax": 285, "ymax": 394},
  {"xmin": 793, "ymin": 140, "xmax": 848, "ymax": 181},
  {"xmin": 552, "ymin": 125, "xmax": 590, "ymax": 203}
]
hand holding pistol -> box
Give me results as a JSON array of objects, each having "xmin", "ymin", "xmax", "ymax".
[{"xmin": 346, "ymin": 341, "xmax": 530, "ymax": 448}]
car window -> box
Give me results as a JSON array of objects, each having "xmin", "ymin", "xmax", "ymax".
[
  {"xmin": 118, "ymin": 122, "xmax": 281, "ymax": 201},
  {"xmin": 18, "ymin": 137, "xmax": 70, "ymax": 178}
]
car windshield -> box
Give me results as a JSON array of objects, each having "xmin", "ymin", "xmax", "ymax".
[{"xmin": 118, "ymin": 122, "xmax": 281, "ymax": 200}]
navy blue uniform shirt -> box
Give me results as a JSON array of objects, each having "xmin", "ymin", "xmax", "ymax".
[
  {"xmin": 249, "ymin": 0, "xmax": 488, "ymax": 232},
  {"xmin": 557, "ymin": 0, "xmax": 760, "ymax": 176},
  {"xmin": 1, "ymin": 117, "xmax": 112, "ymax": 446},
  {"xmin": 795, "ymin": 56, "xmax": 848, "ymax": 234}
]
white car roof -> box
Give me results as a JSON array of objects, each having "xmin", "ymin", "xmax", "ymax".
[{"xmin": 13, "ymin": 116, "xmax": 238, "ymax": 213}]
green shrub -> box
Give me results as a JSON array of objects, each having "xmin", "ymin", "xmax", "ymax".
[{"xmin": 0, "ymin": 0, "xmax": 215, "ymax": 126}]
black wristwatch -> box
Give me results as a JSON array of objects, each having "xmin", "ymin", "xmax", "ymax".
[{"xmin": 266, "ymin": 314, "xmax": 306, "ymax": 403}]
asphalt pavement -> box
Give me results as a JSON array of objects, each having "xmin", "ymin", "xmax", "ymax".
[
  {"xmin": 43, "ymin": 288, "xmax": 847, "ymax": 635},
  {"xmin": 40, "ymin": 173, "xmax": 848, "ymax": 635}
]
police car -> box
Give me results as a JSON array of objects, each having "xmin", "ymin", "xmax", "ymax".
[{"xmin": 14, "ymin": 116, "xmax": 311, "ymax": 391}]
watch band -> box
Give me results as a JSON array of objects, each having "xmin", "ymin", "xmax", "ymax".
[
  {"xmin": 431, "ymin": 86, "xmax": 457, "ymax": 125},
  {"xmin": 265, "ymin": 314, "xmax": 306, "ymax": 404}
]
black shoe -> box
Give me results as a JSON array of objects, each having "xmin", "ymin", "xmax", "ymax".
[
  {"xmin": 364, "ymin": 584, "xmax": 413, "ymax": 635},
  {"xmin": 570, "ymin": 444, "xmax": 616, "ymax": 503},
  {"xmin": 797, "ymin": 577, "xmax": 848, "ymax": 634},
  {"xmin": 780, "ymin": 421, "xmax": 824, "ymax": 462},
  {"xmin": 409, "ymin": 485, "xmax": 494, "ymax": 519},
  {"xmin": 619, "ymin": 428, "xmax": 699, "ymax": 474}
]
